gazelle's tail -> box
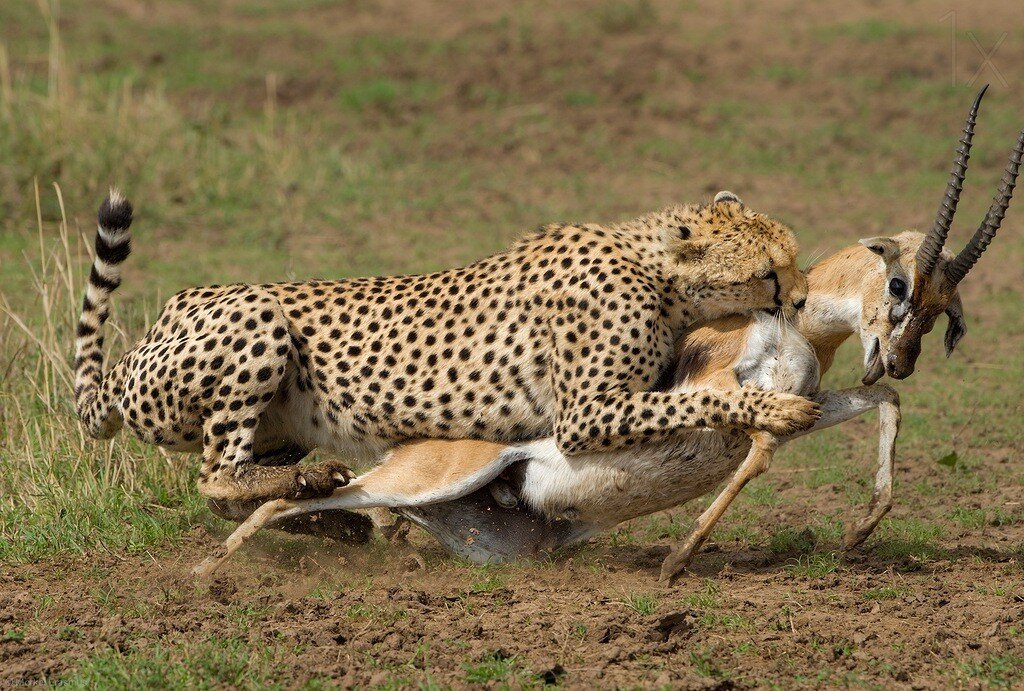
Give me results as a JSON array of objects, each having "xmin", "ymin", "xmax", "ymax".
[{"xmin": 74, "ymin": 190, "xmax": 133, "ymax": 438}]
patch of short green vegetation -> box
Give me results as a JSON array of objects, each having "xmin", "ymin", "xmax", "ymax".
[
  {"xmin": 593, "ymin": 0, "xmax": 658, "ymax": 33},
  {"xmin": 468, "ymin": 571, "xmax": 507, "ymax": 594},
  {"xmin": 57, "ymin": 636, "xmax": 325, "ymax": 689},
  {"xmin": 346, "ymin": 603, "xmax": 409, "ymax": 626},
  {"xmin": 956, "ymin": 653, "xmax": 1024, "ymax": 688},
  {"xmin": 643, "ymin": 513, "xmax": 686, "ymax": 540},
  {"xmin": 742, "ymin": 481, "xmax": 781, "ymax": 507},
  {"xmin": 950, "ymin": 506, "xmax": 988, "ymax": 529},
  {"xmin": 462, "ymin": 650, "xmax": 539, "ymax": 686},
  {"xmin": 2, "ymin": 628, "xmax": 25, "ymax": 643},
  {"xmin": 862, "ymin": 585, "xmax": 908, "ymax": 601},
  {"xmin": 689, "ymin": 648, "xmax": 732, "ymax": 680},
  {"xmin": 338, "ymin": 77, "xmax": 438, "ymax": 113},
  {"xmin": 564, "ymin": 89, "xmax": 599, "ymax": 107},
  {"xmin": 769, "ymin": 527, "xmax": 817, "ymax": 555},
  {"xmin": 682, "ymin": 579, "xmax": 720, "ymax": 610},
  {"xmin": 680, "ymin": 579, "xmax": 752, "ymax": 630},
  {"xmin": 786, "ymin": 552, "xmax": 840, "ymax": 578},
  {"xmin": 754, "ymin": 63, "xmax": 808, "ymax": 84},
  {"xmin": 873, "ymin": 518, "xmax": 946, "ymax": 566},
  {"xmin": 623, "ymin": 592, "xmax": 658, "ymax": 615},
  {"xmin": 951, "ymin": 505, "xmax": 1022, "ymax": 529},
  {"xmin": 819, "ymin": 19, "xmax": 913, "ymax": 43}
]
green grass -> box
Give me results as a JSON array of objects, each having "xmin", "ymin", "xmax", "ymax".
[
  {"xmin": 461, "ymin": 651, "xmax": 540, "ymax": 687},
  {"xmin": 956, "ymin": 653, "xmax": 1024, "ymax": 689},
  {"xmin": 57, "ymin": 636, "xmax": 330, "ymax": 689},
  {"xmin": 786, "ymin": 552, "xmax": 840, "ymax": 579},
  {"xmin": 623, "ymin": 592, "xmax": 658, "ymax": 615},
  {"xmin": 1, "ymin": 1, "xmax": 1023, "ymax": 687},
  {"xmin": 862, "ymin": 586, "xmax": 909, "ymax": 601}
]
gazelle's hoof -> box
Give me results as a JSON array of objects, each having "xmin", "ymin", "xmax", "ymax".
[
  {"xmin": 658, "ymin": 546, "xmax": 697, "ymax": 584},
  {"xmin": 192, "ymin": 556, "xmax": 223, "ymax": 579}
]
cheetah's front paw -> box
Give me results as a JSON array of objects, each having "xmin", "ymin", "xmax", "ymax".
[
  {"xmin": 745, "ymin": 391, "xmax": 820, "ymax": 437},
  {"xmin": 292, "ymin": 461, "xmax": 355, "ymax": 499}
]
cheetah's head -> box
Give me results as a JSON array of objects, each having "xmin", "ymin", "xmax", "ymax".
[{"xmin": 661, "ymin": 191, "xmax": 807, "ymax": 321}]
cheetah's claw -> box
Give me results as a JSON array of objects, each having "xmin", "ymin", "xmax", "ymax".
[
  {"xmin": 747, "ymin": 391, "xmax": 821, "ymax": 437},
  {"xmin": 291, "ymin": 461, "xmax": 355, "ymax": 499}
]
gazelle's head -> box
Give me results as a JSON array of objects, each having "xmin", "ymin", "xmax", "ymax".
[{"xmin": 857, "ymin": 86, "xmax": 1022, "ymax": 385}]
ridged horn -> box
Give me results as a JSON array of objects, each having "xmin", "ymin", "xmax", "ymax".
[
  {"xmin": 944, "ymin": 127, "xmax": 1024, "ymax": 286},
  {"xmin": 916, "ymin": 84, "xmax": 988, "ymax": 277}
]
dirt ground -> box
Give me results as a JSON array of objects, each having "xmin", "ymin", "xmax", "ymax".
[
  {"xmin": 2, "ymin": 0, "xmax": 1023, "ymax": 687},
  {"xmin": 3, "ymin": 446, "xmax": 1022, "ymax": 689}
]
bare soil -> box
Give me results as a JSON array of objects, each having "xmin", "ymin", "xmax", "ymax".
[{"xmin": 3, "ymin": 448, "xmax": 1021, "ymax": 689}]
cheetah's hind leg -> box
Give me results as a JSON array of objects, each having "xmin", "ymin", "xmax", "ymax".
[{"xmin": 185, "ymin": 288, "xmax": 353, "ymax": 504}]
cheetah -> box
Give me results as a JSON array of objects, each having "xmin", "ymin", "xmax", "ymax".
[{"xmin": 74, "ymin": 190, "xmax": 819, "ymax": 512}]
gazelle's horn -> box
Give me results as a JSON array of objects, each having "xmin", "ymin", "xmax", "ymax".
[
  {"xmin": 944, "ymin": 127, "xmax": 1024, "ymax": 286},
  {"xmin": 916, "ymin": 84, "xmax": 987, "ymax": 277}
]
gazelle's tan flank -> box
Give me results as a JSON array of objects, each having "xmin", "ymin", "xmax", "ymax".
[{"xmin": 195, "ymin": 88, "xmax": 1021, "ymax": 580}]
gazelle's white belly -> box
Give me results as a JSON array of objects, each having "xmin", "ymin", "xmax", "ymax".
[
  {"xmin": 515, "ymin": 313, "xmax": 820, "ymax": 527},
  {"xmin": 516, "ymin": 431, "xmax": 752, "ymax": 526}
]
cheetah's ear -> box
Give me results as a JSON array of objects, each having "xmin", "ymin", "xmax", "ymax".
[
  {"xmin": 713, "ymin": 190, "xmax": 743, "ymax": 205},
  {"xmin": 673, "ymin": 238, "xmax": 714, "ymax": 263}
]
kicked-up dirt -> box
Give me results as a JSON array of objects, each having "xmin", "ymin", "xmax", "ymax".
[{"xmin": 3, "ymin": 447, "xmax": 1022, "ymax": 689}]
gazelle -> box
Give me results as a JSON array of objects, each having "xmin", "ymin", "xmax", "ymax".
[{"xmin": 195, "ymin": 89, "xmax": 1021, "ymax": 581}]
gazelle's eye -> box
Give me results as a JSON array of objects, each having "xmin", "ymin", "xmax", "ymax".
[{"xmin": 888, "ymin": 277, "xmax": 907, "ymax": 300}]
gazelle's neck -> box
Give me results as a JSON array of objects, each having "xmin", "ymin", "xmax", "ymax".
[{"xmin": 797, "ymin": 244, "xmax": 880, "ymax": 376}]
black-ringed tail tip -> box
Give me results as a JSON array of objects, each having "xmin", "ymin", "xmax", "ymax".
[
  {"xmin": 98, "ymin": 189, "xmax": 134, "ymax": 235},
  {"xmin": 73, "ymin": 188, "xmax": 135, "ymax": 439}
]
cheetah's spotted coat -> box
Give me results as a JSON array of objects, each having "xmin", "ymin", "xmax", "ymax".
[{"xmin": 74, "ymin": 191, "xmax": 817, "ymax": 505}]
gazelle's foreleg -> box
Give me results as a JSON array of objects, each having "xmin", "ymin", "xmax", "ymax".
[
  {"xmin": 783, "ymin": 385, "xmax": 900, "ymax": 548},
  {"xmin": 660, "ymin": 431, "xmax": 779, "ymax": 584},
  {"xmin": 659, "ymin": 385, "xmax": 900, "ymax": 581},
  {"xmin": 788, "ymin": 385, "xmax": 901, "ymax": 547}
]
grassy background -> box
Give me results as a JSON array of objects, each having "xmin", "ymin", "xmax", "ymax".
[{"xmin": 1, "ymin": 0, "xmax": 1022, "ymax": 686}]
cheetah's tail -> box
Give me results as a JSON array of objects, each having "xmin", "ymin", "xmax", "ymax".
[{"xmin": 73, "ymin": 189, "xmax": 133, "ymax": 438}]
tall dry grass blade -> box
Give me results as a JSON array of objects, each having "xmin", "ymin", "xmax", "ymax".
[
  {"xmin": 0, "ymin": 41, "xmax": 12, "ymax": 121},
  {"xmin": 35, "ymin": 0, "xmax": 63, "ymax": 102}
]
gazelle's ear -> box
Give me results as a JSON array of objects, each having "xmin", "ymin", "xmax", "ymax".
[
  {"xmin": 858, "ymin": 237, "xmax": 901, "ymax": 264},
  {"xmin": 713, "ymin": 190, "xmax": 742, "ymax": 205},
  {"xmin": 943, "ymin": 292, "xmax": 967, "ymax": 357}
]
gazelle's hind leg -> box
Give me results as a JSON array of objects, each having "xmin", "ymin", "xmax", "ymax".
[
  {"xmin": 207, "ymin": 498, "xmax": 373, "ymax": 545},
  {"xmin": 660, "ymin": 431, "xmax": 779, "ymax": 583},
  {"xmin": 193, "ymin": 439, "xmax": 520, "ymax": 577}
]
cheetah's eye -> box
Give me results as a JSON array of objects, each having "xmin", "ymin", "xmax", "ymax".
[
  {"xmin": 677, "ymin": 225, "xmax": 691, "ymax": 240},
  {"xmin": 759, "ymin": 269, "xmax": 777, "ymax": 282}
]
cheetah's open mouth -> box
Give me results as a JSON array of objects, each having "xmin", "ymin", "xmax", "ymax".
[{"xmin": 862, "ymin": 338, "xmax": 885, "ymax": 385}]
